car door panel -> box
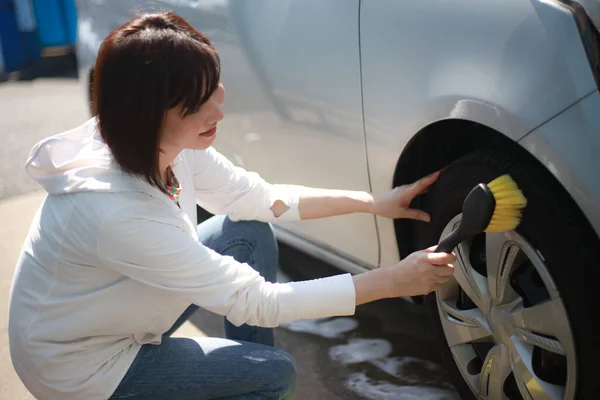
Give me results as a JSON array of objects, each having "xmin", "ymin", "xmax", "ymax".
[{"xmin": 217, "ymin": 0, "xmax": 379, "ymax": 267}]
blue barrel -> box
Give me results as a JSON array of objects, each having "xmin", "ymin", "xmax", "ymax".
[
  {"xmin": 0, "ymin": 0, "xmax": 24, "ymax": 73},
  {"xmin": 31, "ymin": 0, "xmax": 77, "ymax": 47}
]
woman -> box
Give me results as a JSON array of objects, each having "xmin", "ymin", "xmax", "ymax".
[{"xmin": 8, "ymin": 12, "xmax": 455, "ymax": 400}]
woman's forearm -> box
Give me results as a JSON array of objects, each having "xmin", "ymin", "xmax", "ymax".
[
  {"xmin": 270, "ymin": 171, "xmax": 438, "ymax": 221},
  {"xmin": 296, "ymin": 188, "xmax": 375, "ymax": 220},
  {"xmin": 352, "ymin": 268, "xmax": 394, "ymax": 306}
]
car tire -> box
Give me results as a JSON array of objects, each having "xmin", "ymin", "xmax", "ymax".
[{"xmin": 415, "ymin": 149, "xmax": 599, "ymax": 399}]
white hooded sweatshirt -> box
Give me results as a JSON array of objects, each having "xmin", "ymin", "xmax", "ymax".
[{"xmin": 8, "ymin": 118, "xmax": 356, "ymax": 400}]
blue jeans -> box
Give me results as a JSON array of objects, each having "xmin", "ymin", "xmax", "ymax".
[{"xmin": 110, "ymin": 216, "xmax": 297, "ymax": 399}]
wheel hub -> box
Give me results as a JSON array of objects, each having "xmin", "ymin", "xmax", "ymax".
[
  {"xmin": 435, "ymin": 215, "xmax": 576, "ymax": 400},
  {"xmin": 487, "ymin": 302, "xmax": 518, "ymax": 348}
]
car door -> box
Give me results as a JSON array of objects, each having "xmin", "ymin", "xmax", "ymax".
[{"xmin": 217, "ymin": 0, "xmax": 379, "ymax": 267}]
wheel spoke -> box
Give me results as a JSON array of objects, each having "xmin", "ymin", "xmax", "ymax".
[
  {"xmin": 439, "ymin": 298, "xmax": 493, "ymax": 347},
  {"xmin": 486, "ymin": 233, "xmax": 521, "ymax": 305},
  {"xmin": 509, "ymin": 298, "xmax": 567, "ymax": 355},
  {"xmin": 455, "ymin": 241, "xmax": 491, "ymax": 313},
  {"xmin": 509, "ymin": 339, "xmax": 565, "ymax": 400},
  {"xmin": 477, "ymin": 344, "xmax": 511, "ymax": 399}
]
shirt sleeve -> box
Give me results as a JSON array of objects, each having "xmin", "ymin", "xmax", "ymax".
[
  {"xmin": 96, "ymin": 206, "xmax": 356, "ymax": 327},
  {"xmin": 192, "ymin": 147, "xmax": 305, "ymax": 223}
]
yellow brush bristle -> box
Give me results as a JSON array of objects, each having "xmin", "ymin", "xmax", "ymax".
[{"xmin": 485, "ymin": 174, "xmax": 527, "ymax": 232}]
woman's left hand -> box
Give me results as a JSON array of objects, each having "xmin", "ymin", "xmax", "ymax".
[{"xmin": 371, "ymin": 170, "xmax": 440, "ymax": 221}]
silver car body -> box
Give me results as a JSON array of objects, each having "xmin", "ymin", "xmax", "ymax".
[{"xmin": 75, "ymin": 0, "xmax": 599, "ymax": 273}]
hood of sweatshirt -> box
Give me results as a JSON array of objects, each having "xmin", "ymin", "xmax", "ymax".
[{"xmin": 26, "ymin": 118, "xmax": 162, "ymax": 196}]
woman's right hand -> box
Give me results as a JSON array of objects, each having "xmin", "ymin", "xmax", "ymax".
[
  {"xmin": 352, "ymin": 246, "xmax": 456, "ymax": 306},
  {"xmin": 387, "ymin": 246, "xmax": 456, "ymax": 297}
]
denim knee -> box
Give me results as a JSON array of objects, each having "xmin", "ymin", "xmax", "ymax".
[
  {"xmin": 223, "ymin": 219, "xmax": 278, "ymax": 277},
  {"xmin": 255, "ymin": 348, "xmax": 297, "ymax": 398},
  {"xmin": 223, "ymin": 218, "xmax": 276, "ymax": 249}
]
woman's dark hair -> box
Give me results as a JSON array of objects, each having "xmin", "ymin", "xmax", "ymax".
[{"xmin": 93, "ymin": 11, "xmax": 221, "ymax": 189}]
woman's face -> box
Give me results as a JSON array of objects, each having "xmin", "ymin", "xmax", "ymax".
[{"xmin": 161, "ymin": 83, "xmax": 226, "ymax": 152}]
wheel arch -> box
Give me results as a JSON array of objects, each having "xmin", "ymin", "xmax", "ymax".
[
  {"xmin": 390, "ymin": 119, "xmax": 570, "ymax": 303},
  {"xmin": 393, "ymin": 120, "xmax": 516, "ymax": 248}
]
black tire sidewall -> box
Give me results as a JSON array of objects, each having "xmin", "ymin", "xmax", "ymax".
[{"xmin": 415, "ymin": 151, "xmax": 599, "ymax": 399}]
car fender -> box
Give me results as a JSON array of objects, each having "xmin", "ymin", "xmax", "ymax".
[{"xmin": 519, "ymin": 89, "xmax": 600, "ymax": 239}]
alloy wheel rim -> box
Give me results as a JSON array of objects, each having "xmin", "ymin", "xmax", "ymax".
[{"xmin": 436, "ymin": 215, "xmax": 577, "ymax": 400}]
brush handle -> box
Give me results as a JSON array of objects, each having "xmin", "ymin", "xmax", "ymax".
[{"xmin": 435, "ymin": 228, "xmax": 465, "ymax": 253}]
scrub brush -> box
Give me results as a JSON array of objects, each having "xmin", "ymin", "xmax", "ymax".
[{"xmin": 435, "ymin": 174, "xmax": 528, "ymax": 253}]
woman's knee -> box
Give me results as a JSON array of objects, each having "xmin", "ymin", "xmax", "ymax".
[
  {"xmin": 223, "ymin": 218, "xmax": 276, "ymax": 248},
  {"xmin": 254, "ymin": 347, "xmax": 297, "ymax": 398},
  {"xmin": 198, "ymin": 216, "xmax": 279, "ymax": 281},
  {"xmin": 223, "ymin": 218, "xmax": 278, "ymax": 262},
  {"xmin": 198, "ymin": 216, "xmax": 277, "ymax": 255}
]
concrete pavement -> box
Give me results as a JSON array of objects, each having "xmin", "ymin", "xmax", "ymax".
[
  {"xmin": 1, "ymin": 191, "xmax": 41, "ymax": 399},
  {"xmin": 0, "ymin": 77, "xmax": 89, "ymax": 200}
]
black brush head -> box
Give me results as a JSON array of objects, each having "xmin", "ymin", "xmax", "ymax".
[
  {"xmin": 435, "ymin": 184, "xmax": 496, "ymax": 253},
  {"xmin": 460, "ymin": 183, "xmax": 496, "ymax": 235}
]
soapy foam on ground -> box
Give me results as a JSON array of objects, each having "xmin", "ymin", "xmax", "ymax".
[
  {"xmin": 329, "ymin": 339, "xmax": 393, "ymax": 365},
  {"xmin": 346, "ymin": 373, "xmax": 460, "ymax": 400},
  {"xmin": 280, "ymin": 317, "xmax": 359, "ymax": 339},
  {"xmin": 371, "ymin": 356, "xmax": 443, "ymax": 380},
  {"xmin": 280, "ymin": 316, "xmax": 459, "ymax": 398}
]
